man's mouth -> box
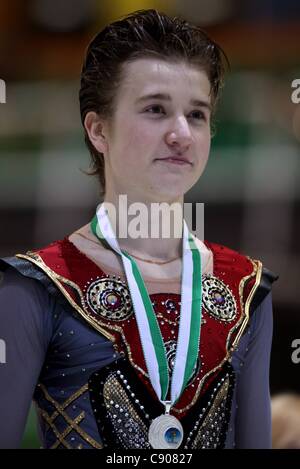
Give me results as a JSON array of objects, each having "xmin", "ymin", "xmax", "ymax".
[{"xmin": 155, "ymin": 156, "xmax": 192, "ymax": 166}]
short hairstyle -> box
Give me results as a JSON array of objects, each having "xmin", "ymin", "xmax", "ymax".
[{"xmin": 79, "ymin": 9, "xmax": 229, "ymax": 197}]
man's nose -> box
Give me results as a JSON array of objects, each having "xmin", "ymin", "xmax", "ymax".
[{"xmin": 165, "ymin": 116, "xmax": 193, "ymax": 148}]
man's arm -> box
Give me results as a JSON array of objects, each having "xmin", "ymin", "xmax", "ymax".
[
  {"xmin": 234, "ymin": 292, "xmax": 273, "ymax": 448},
  {"xmin": 0, "ymin": 265, "xmax": 53, "ymax": 448}
]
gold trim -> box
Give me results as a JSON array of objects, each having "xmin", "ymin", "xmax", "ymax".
[
  {"xmin": 16, "ymin": 251, "xmax": 148, "ymax": 378},
  {"xmin": 225, "ymin": 258, "xmax": 258, "ymax": 352},
  {"xmin": 40, "ymin": 408, "xmax": 71, "ymax": 449},
  {"xmin": 40, "ymin": 409, "xmax": 85, "ymax": 449},
  {"xmin": 50, "ymin": 412, "xmax": 85, "ymax": 449},
  {"xmin": 16, "ymin": 252, "xmax": 116, "ymax": 343},
  {"xmin": 45, "ymin": 383, "xmax": 89, "ymax": 422},
  {"xmin": 173, "ymin": 257, "xmax": 262, "ymax": 415},
  {"xmin": 37, "ymin": 383, "xmax": 102, "ymax": 449},
  {"xmin": 231, "ymin": 258, "xmax": 262, "ymax": 350}
]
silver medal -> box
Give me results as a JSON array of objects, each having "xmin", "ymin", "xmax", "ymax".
[{"xmin": 148, "ymin": 413, "xmax": 183, "ymax": 449}]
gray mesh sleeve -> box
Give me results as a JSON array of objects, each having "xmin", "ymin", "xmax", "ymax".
[{"xmin": 0, "ymin": 265, "xmax": 54, "ymax": 448}]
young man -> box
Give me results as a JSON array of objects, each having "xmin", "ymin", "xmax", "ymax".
[{"xmin": 0, "ymin": 10, "xmax": 277, "ymax": 449}]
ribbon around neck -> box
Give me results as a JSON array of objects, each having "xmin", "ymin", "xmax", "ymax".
[{"xmin": 91, "ymin": 203, "xmax": 202, "ymax": 407}]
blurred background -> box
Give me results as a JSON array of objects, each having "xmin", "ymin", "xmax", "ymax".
[{"xmin": 0, "ymin": 0, "xmax": 299, "ymax": 449}]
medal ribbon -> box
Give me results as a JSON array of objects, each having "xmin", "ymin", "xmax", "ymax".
[{"xmin": 91, "ymin": 203, "xmax": 202, "ymax": 406}]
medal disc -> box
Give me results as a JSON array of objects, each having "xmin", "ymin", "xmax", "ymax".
[{"xmin": 148, "ymin": 414, "xmax": 184, "ymax": 449}]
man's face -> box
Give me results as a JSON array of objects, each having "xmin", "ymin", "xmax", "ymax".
[{"xmin": 102, "ymin": 58, "xmax": 212, "ymax": 202}]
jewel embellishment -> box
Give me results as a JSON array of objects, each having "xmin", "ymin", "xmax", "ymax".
[
  {"xmin": 165, "ymin": 299, "xmax": 177, "ymax": 312},
  {"xmin": 202, "ymin": 275, "xmax": 237, "ymax": 322},
  {"xmin": 165, "ymin": 340, "xmax": 200, "ymax": 386},
  {"xmin": 86, "ymin": 278, "xmax": 133, "ymax": 321},
  {"xmin": 165, "ymin": 341, "xmax": 177, "ymax": 373}
]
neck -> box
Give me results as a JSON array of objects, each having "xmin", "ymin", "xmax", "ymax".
[{"xmin": 102, "ymin": 192, "xmax": 184, "ymax": 261}]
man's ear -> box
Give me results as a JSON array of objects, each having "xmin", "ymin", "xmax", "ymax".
[{"xmin": 84, "ymin": 111, "xmax": 108, "ymax": 154}]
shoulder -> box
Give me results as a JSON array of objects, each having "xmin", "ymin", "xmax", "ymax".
[
  {"xmin": 0, "ymin": 257, "xmax": 57, "ymax": 349},
  {"xmin": 203, "ymin": 239, "xmax": 278, "ymax": 312},
  {"xmin": 5, "ymin": 238, "xmax": 74, "ymax": 280},
  {"xmin": 204, "ymin": 239, "xmax": 254, "ymax": 273},
  {"xmin": 1, "ymin": 257, "xmax": 43, "ymax": 293},
  {"xmin": 0, "ymin": 238, "xmax": 90, "ymax": 310},
  {"xmin": 0, "ymin": 257, "xmax": 54, "ymax": 308}
]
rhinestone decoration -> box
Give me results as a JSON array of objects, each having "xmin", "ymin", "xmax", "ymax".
[
  {"xmin": 189, "ymin": 376, "xmax": 231, "ymax": 449},
  {"xmin": 202, "ymin": 275, "xmax": 237, "ymax": 322},
  {"xmin": 103, "ymin": 373, "xmax": 151, "ymax": 449},
  {"xmin": 165, "ymin": 340, "xmax": 177, "ymax": 372},
  {"xmin": 165, "ymin": 340, "xmax": 201, "ymax": 385},
  {"xmin": 165, "ymin": 299, "xmax": 177, "ymax": 313},
  {"xmin": 86, "ymin": 278, "xmax": 133, "ymax": 321},
  {"xmin": 89, "ymin": 358, "xmax": 235, "ymax": 449}
]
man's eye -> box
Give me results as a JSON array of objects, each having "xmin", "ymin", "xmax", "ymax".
[
  {"xmin": 145, "ymin": 105, "xmax": 164, "ymax": 114},
  {"xmin": 190, "ymin": 110, "xmax": 206, "ymax": 121}
]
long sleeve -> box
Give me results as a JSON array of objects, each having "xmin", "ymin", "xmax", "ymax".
[
  {"xmin": 228, "ymin": 292, "xmax": 273, "ymax": 448},
  {"xmin": 0, "ymin": 265, "xmax": 54, "ymax": 448}
]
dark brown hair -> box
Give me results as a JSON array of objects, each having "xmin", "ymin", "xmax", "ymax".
[{"xmin": 79, "ymin": 9, "xmax": 229, "ymax": 197}]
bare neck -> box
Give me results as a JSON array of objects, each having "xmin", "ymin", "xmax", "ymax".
[{"xmin": 102, "ymin": 194, "xmax": 184, "ymax": 262}]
